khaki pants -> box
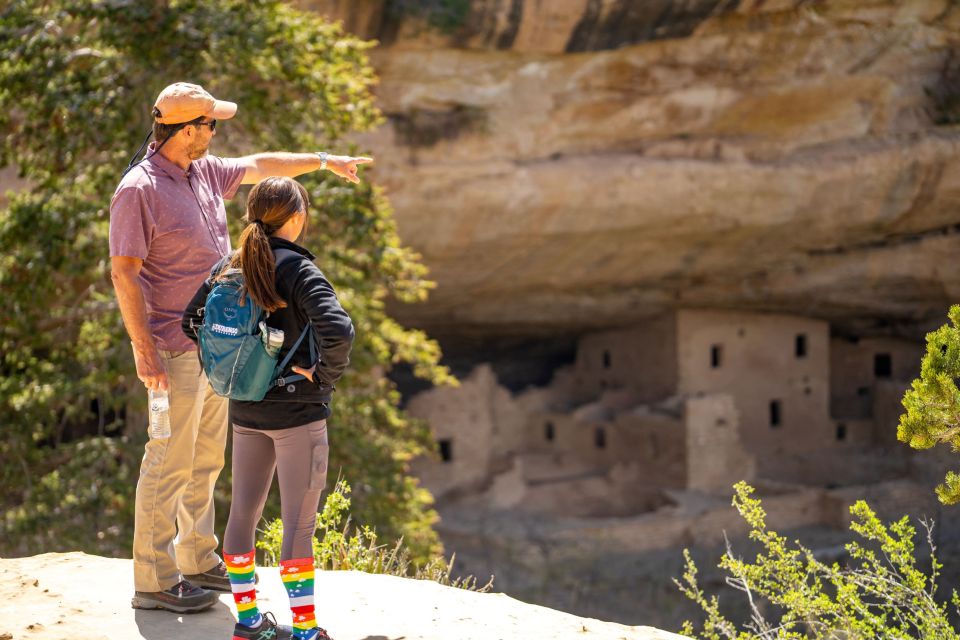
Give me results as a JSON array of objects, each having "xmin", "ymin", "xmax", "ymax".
[{"xmin": 132, "ymin": 349, "xmax": 228, "ymax": 592}]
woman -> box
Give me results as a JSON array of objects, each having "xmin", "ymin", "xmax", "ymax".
[{"xmin": 183, "ymin": 177, "xmax": 354, "ymax": 640}]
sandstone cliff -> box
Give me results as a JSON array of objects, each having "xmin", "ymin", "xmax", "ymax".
[{"xmin": 301, "ymin": 0, "xmax": 960, "ymax": 338}]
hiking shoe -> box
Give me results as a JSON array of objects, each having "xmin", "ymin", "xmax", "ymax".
[
  {"xmin": 314, "ymin": 628, "xmax": 335, "ymax": 640},
  {"xmin": 231, "ymin": 611, "xmax": 293, "ymax": 640},
  {"xmin": 184, "ymin": 560, "xmax": 243, "ymax": 591},
  {"xmin": 131, "ymin": 579, "xmax": 218, "ymax": 613}
]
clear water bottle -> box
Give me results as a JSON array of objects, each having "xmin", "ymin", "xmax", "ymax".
[
  {"xmin": 260, "ymin": 321, "xmax": 284, "ymax": 358},
  {"xmin": 148, "ymin": 389, "xmax": 171, "ymax": 439}
]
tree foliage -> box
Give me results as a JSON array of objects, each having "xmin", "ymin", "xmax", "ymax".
[
  {"xmin": 898, "ymin": 304, "xmax": 960, "ymax": 505},
  {"xmin": 677, "ymin": 482, "xmax": 960, "ymax": 639},
  {"xmin": 0, "ymin": 0, "xmax": 453, "ymax": 564}
]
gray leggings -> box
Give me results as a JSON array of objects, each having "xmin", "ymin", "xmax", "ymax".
[{"xmin": 223, "ymin": 420, "xmax": 329, "ymax": 560}]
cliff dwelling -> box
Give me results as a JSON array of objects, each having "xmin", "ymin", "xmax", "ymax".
[{"xmin": 409, "ymin": 309, "xmax": 923, "ymax": 518}]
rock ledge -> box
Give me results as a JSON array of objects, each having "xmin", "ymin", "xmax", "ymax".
[{"xmin": 0, "ymin": 552, "xmax": 684, "ymax": 640}]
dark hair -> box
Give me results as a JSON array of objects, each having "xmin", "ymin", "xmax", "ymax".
[
  {"xmin": 121, "ymin": 111, "xmax": 204, "ymax": 178},
  {"xmin": 151, "ymin": 109, "xmax": 204, "ymax": 144},
  {"xmin": 220, "ymin": 177, "xmax": 309, "ymax": 312}
]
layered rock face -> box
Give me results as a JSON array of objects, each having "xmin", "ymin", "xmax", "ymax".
[{"xmin": 304, "ymin": 0, "xmax": 960, "ymax": 339}]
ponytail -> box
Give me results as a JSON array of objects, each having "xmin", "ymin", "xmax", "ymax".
[
  {"xmin": 217, "ymin": 176, "xmax": 310, "ymax": 313},
  {"xmin": 236, "ymin": 220, "xmax": 286, "ymax": 312}
]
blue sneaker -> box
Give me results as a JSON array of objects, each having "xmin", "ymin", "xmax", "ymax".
[{"xmin": 231, "ymin": 611, "xmax": 293, "ymax": 640}]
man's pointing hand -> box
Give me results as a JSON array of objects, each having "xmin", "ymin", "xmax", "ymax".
[{"xmin": 327, "ymin": 155, "xmax": 373, "ymax": 184}]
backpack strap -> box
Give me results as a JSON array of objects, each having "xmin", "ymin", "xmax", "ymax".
[
  {"xmin": 192, "ymin": 255, "xmax": 232, "ymax": 375},
  {"xmin": 273, "ymin": 324, "xmax": 314, "ymax": 387}
]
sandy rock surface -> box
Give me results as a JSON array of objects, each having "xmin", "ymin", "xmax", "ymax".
[{"xmin": 0, "ymin": 552, "xmax": 685, "ymax": 640}]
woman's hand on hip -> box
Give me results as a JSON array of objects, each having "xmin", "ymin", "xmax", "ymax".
[{"xmin": 292, "ymin": 363, "xmax": 317, "ymax": 382}]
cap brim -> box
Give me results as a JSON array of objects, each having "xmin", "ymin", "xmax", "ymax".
[{"xmin": 209, "ymin": 99, "xmax": 237, "ymax": 120}]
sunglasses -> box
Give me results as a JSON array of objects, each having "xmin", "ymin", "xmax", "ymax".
[{"xmin": 194, "ymin": 119, "xmax": 217, "ymax": 131}]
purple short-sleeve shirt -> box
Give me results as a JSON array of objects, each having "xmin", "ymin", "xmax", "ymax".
[{"xmin": 110, "ymin": 144, "xmax": 245, "ymax": 351}]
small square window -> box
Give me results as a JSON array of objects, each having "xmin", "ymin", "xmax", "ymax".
[
  {"xmin": 836, "ymin": 423, "xmax": 847, "ymax": 441},
  {"xmin": 438, "ymin": 439, "xmax": 453, "ymax": 463},
  {"xmin": 594, "ymin": 427, "xmax": 606, "ymax": 449},
  {"xmin": 602, "ymin": 350, "xmax": 612, "ymax": 369},
  {"xmin": 874, "ymin": 353, "xmax": 892, "ymax": 378},
  {"xmin": 545, "ymin": 421, "xmax": 555, "ymax": 442},
  {"xmin": 711, "ymin": 344, "xmax": 723, "ymax": 369},
  {"xmin": 795, "ymin": 334, "xmax": 807, "ymax": 358},
  {"xmin": 770, "ymin": 400, "xmax": 782, "ymax": 428}
]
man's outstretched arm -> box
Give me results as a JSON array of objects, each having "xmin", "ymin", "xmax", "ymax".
[{"xmin": 237, "ymin": 152, "xmax": 373, "ymax": 185}]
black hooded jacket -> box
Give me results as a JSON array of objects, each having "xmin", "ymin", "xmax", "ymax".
[{"xmin": 182, "ymin": 237, "xmax": 354, "ymax": 429}]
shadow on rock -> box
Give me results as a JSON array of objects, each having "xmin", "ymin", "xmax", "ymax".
[{"xmin": 134, "ymin": 599, "xmax": 234, "ymax": 640}]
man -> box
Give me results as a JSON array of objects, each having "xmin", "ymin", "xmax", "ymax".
[{"xmin": 110, "ymin": 82, "xmax": 371, "ymax": 613}]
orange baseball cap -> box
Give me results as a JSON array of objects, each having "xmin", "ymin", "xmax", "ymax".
[{"xmin": 153, "ymin": 82, "xmax": 237, "ymax": 124}]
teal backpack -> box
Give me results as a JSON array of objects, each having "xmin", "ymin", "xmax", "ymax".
[{"xmin": 197, "ymin": 250, "xmax": 316, "ymax": 401}]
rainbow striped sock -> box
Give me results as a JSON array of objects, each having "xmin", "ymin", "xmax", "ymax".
[
  {"xmin": 280, "ymin": 557, "xmax": 318, "ymax": 640},
  {"xmin": 224, "ymin": 550, "xmax": 262, "ymax": 629}
]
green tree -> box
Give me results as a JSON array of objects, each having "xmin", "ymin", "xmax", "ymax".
[
  {"xmin": 0, "ymin": 0, "xmax": 453, "ymax": 564},
  {"xmin": 898, "ymin": 304, "xmax": 960, "ymax": 505},
  {"xmin": 677, "ymin": 482, "xmax": 960, "ymax": 639}
]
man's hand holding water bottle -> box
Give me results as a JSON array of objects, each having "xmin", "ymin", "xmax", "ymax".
[
  {"xmin": 132, "ymin": 340, "xmax": 173, "ymax": 439},
  {"xmin": 132, "ymin": 340, "xmax": 169, "ymax": 392}
]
